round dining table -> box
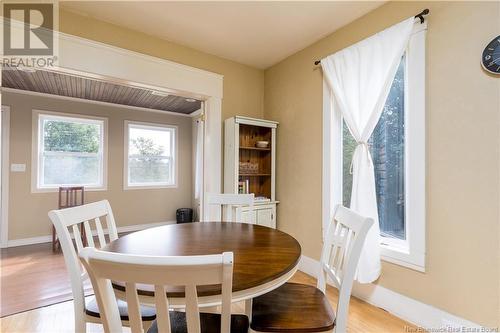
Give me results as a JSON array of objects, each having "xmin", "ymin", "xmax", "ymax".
[{"xmin": 102, "ymin": 222, "xmax": 302, "ymax": 307}]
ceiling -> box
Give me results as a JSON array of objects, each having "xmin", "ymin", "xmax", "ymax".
[
  {"xmin": 61, "ymin": 1, "xmax": 385, "ymax": 69},
  {"xmin": 2, "ymin": 68, "xmax": 202, "ymax": 114}
]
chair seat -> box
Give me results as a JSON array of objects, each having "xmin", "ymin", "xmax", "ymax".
[
  {"xmin": 85, "ymin": 296, "xmax": 156, "ymax": 321},
  {"xmin": 147, "ymin": 311, "xmax": 249, "ymax": 333},
  {"xmin": 251, "ymin": 282, "xmax": 335, "ymax": 333}
]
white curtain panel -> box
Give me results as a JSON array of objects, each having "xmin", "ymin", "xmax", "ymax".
[{"xmin": 321, "ymin": 17, "xmax": 414, "ymax": 283}]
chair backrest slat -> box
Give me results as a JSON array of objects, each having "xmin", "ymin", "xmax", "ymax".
[
  {"xmin": 48, "ymin": 200, "xmax": 119, "ymax": 322},
  {"xmin": 106, "ymin": 214, "xmax": 119, "ymax": 242},
  {"xmin": 83, "ymin": 220, "xmax": 95, "ymax": 248},
  {"xmin": 317, "ymin": 205, "xmax": 373, "ymax": 333},
  {"xmin": 205, "ymin": 193, "xmax": 254, "ymax": 223},
  {"xmin": 72, "ymin": 224, "xmax": 85, "ymax": 253},
  {"xmin": 79, "ymin": 249, "xmax": 234, "ymax": 333},
  {"xmin": 59, "ymin": 186, "xmax": 84, "ymax": 209},
  {"xmin": 94, "ymin": 217, "xmax": 107, "ymax": 248}
]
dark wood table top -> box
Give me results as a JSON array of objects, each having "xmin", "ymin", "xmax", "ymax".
[{"xmin": 103, "ymin": 222, "xmax": 301, "ymax": 297}]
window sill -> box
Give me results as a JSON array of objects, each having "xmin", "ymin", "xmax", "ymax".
[
  {"xmin": 124, "ymin": 184, "xmax": 178, "ymax": 190},
  {"xmin": 380, "ymin": 243, "xmax": 425, "ymax": 273},
  {"xmin": 32, "ymin": 186, "xmax": 107, "ymax": 193}
]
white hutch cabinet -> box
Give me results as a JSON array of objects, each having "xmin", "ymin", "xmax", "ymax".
[{"xmin": 224, "ymin": 116, "xmax": 278, "ymax": 228}]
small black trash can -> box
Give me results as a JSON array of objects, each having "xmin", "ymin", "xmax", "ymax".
[{"xmin": 176, "ymin": 208, "xmax": 193, "ymax": 223}]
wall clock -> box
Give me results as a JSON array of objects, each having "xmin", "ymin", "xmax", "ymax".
[{"xmin": 482, "ymin": 35, "xmax": 500, "ymax": 74}]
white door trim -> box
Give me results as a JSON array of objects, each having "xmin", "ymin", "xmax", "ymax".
[
  {"xmin": 202, "ymin": 97, "xmax": 222, "ymax": 221},
  {"xmin": 1, "ymin": 105, "xmax": 10, "ymax": 247}
]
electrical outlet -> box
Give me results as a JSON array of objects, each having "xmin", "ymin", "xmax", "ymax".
[{"xmin": 10, "ymin": 164, "xmax": 26, "ymax": 172}]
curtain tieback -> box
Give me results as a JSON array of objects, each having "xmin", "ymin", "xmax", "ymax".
[{"xmin": 349, "ymin": 141, "xmax": 372, "ymax": 174}]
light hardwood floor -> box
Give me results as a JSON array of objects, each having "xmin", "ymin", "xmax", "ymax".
[
  {"xmin": 1, "ymin": 242, "xmax": 93, "ymax": 317},
  {"xmin": 1, "ymin": 270, "xmax": 417, "ymax": 333}
]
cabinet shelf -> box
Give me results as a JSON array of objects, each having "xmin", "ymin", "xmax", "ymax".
[
  {"xmin": 239, "ymin": 173, "xmax": 271, "ymax": 177},
  {"xmin": 239, "ymin": 146, "xmax": 271, "ymax": 151}
]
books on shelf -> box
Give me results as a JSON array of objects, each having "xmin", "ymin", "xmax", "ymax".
[{"xmin": 238, "ymin": 179, "xmax": 250, "ymax": 194}]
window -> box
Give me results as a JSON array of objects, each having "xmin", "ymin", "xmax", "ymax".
[
  {"xmin": 34, "ymin": 112, "xmax": 107, "ymax": 191},
  {"xmin": 125, "ymin": 121, "xmax": 176, "ymax": 189},
  {"xmin": 343, "ymin": 57, "xmax": 406, "ymax": 241},
  {"xmin": 325, "ymin": 23, "xmax": 426, "ymax": 271}
]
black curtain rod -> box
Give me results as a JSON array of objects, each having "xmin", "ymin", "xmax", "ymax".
[{"xmin": 314, "ymin": 8, "xmax": 429, "ymax": 65}]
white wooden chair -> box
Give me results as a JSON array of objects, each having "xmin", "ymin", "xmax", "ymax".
[
  {"xmin": 205, "ymin": 193, "xmax": 254, "ymax": 222},
  {"xmin": 79, "ymin": 248, "xmax": 250, "ymax": 333},
  {"xmin": 250, "ymin": 205, "xmax": 374, "ymax": 333},
  {"xmin": 48, "ymin": 200, "xmax": 156, "ymax": 333}
]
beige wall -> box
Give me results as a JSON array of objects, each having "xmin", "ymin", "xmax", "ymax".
[
  {"xmin": 59, "ymin": 9, "xmax": 265, "ymax": 121},
  {"xmin": 264, "ymin": 1, "xmax": 499, "ymax": 327},
  {"xmin": 4, "ymin": 92, "xmax": 193, "ymax": 240}
]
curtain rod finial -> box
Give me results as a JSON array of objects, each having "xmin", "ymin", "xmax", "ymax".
[{"xmin": 415, "ymin": 8, "xmax": 430, "ymax": 23}]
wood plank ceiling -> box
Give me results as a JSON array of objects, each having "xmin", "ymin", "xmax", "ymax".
[{"xmin": 1, "ymin": 67, "xmax": 202, "ymax": 114}]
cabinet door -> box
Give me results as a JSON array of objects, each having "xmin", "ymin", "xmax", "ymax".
[
  {"xmin": 240, "ymin": 210, "xmax": 256, "ymax": 224},
  {"xmin": 257, "ymin": 208, "xmax": 275, "ymax": 228}
]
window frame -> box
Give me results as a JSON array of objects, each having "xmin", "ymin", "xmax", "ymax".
[
  {"xmin": 124, "ymin": 120, "xmax": 178, "ymax": 190},
  {"xmin": 323, "ymin": 22, "xmax": 426, "ymax": 272},
  {"xmin": 32, "ymin": 110, "xmax": 108, "ymax": 193}
]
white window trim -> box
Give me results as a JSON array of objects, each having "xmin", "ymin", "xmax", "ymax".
[
  {"xmin": 323, "ymin": 22, "xmax": 427, "ymax": 272},
  {"xmin": 31, "ymin": 110, "xmax": 108, "ymax": 193},
  {"xmin": 124, "ymin": 120, "xmax": 178, "ymax": 190}
]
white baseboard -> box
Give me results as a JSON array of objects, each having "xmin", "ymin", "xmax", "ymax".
[
  {"xmin": 2, "ymin": 221, "xmax": 175, "ymax": 248},
  {"xmin": 299, "ymin": 254, "xmax": 321, "ymax": 276},
  {"xmin": 4, "ymin": 235, "xmax": 53, "ymax": 248},
  {"xmin": 299, "ymin": 255, "xmax": 485, "ymax": 331}
]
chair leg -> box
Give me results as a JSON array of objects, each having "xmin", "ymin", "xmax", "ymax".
[
  {"xmin": 245, "ymin": 298, "xmax": 252, "ymax": 319},
  {"xmin": 52, "ymin": 226, "xmax": 58, "ymax": 252}
]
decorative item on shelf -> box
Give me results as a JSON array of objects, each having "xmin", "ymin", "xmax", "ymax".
[
  {"xmin": 255, "ymin": 196, "xmax": 271, "ymax": 202},
  {"xmin": 239, "ymin": 162, "xmax": 247, "ymax": 173},
  {"xmin": 255, "ymin": 140, "xmax": 269, "ymax": 148},
  {"xmin": 239, "ymin": 161, "xmax": 259, "ymax": 174}
]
